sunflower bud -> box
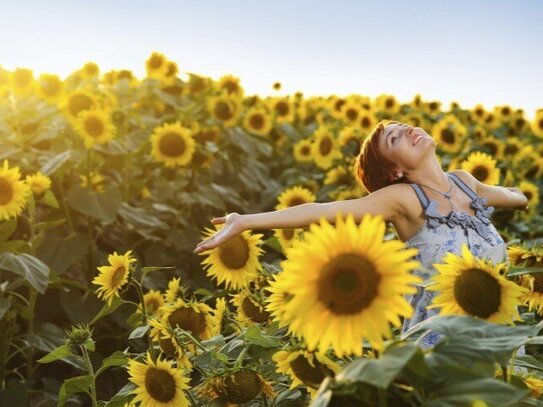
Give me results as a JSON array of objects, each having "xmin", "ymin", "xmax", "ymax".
[{"xmin": 65, "ymin": 323, "xmax": 94, "ymax": 349}]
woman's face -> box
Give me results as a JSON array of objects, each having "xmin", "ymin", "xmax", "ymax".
[{"xmin": 378, "ymin": 123, "xmax": 436, "ymax": 175}]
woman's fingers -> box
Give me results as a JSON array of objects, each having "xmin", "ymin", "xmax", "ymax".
[{"xmin": 211, "ymin": 216, "xmax": 225, "ymax": 224}]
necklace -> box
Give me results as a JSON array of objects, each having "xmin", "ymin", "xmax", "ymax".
[{"xmin": 417, "ymin": 176, "xmax": 456, "ymax": 211}]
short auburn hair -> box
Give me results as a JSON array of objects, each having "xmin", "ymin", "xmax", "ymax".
[{"xmin": 353, "ymin": 119, "xmax": 409, "ymax": 193}]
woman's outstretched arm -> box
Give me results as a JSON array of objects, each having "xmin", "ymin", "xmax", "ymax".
[{"xmin": 193, "ymin": 183, "xmax": 406, "ymax": 254}]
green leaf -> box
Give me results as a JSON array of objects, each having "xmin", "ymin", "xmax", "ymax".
[
  {"xmin": 40, "ymin": 150, "xmax": 72, "ymax": 175},
  {"xmin": 89, "ymin": 296, "xmax": 124, "ymax": 325},
  {"xmin": 58, "ymin": 375, "xmax": 93, "ymax": 406},
  {"xmin": 37, "ymin": 344, "xmax": 74, "ymax": 364},
  {"xmin": 67, "ymin": 185, "xmax": 122, "ymax": 224},
  {"xmin": 128, "ymin": 325, "xmax": 150, "ymax": 340},
  {"xmin": 0, "ymin": 297, "xmax": 11, "ymax": 320},
  {"xmin": 96, "ymin": 351, "xmax": 129, "ymax": 377},
  {"xmin": 0, "ymin": 379, "xmax": 28, "ymax": 407},
  {"xmin": 506, "ymin": 266, "xmax": 543, "ymax": 277},
  {"xmin": 337, "ymin": 342, "xmax": 419, "ymax": 388},
  {"xmin": 41, "ymin": 189, "xmax": 59, "ymax": 208},
  {"xmin": 243, "ymin": 325, "xmax": 281, "ymax": 348},
  {"xmin": 36, "ymin": 232, "xmax": 91, "ymax": 274},
  {"xmin": 0, "ymin": 252, "xmax": 50, "ymax": 293}
]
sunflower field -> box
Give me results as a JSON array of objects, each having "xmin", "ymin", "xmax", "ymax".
[{"xmin": 0, "ymin": 51, "xmax": 543, "ymax": 407}]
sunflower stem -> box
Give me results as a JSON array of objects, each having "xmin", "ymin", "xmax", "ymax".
[
  {"xmin": 378, "ymin": 387, "xmax": 387, "ymax": 407},
  {"xmin": 500, "ymin": 363, "xmax": 509, "ymax": 383},
  {"xmin": 233, "ymin": 347, "xmax": 248, "ymax": 370},
  {"xmin": 80, "ymin": 346, "xmax": 98, "ymax": 407},
  {"xmin": 178, "ymin": 330, "xmax": 208, "ymax": 354},
  {"xmin": 130, "ymin": 280, "xmax": 158, "ymax": 362},
  {"xmin": 186, "ymin": 389, "xmax": 198, "ymax": 406}
]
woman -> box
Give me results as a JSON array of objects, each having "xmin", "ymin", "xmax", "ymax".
[{"xmin": 193, "ymin": 120, "xmax": 529, "ymax": 348}]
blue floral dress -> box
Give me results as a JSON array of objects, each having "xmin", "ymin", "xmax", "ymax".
[{"xmin": 400, "ymin": 172, "xmax": 510, "ymax": 349}]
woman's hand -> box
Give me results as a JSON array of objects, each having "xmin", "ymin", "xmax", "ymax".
[{"xmin": 193, "ymin": 212, "xmax": 246, "ymax": 254}]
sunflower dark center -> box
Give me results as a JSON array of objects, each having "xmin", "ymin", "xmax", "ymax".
[
  {"xmin": 319, "ymin": 137, "xmax": 333, "ymax": 155},
  {"xmin": 158, "ymin": 132, "xmax": 186, "ymax": 157},
  {"xmin": 301, "ymin": 146, "xmax": 310, "ymax": 156},
  {"xmin": 145, "ymin": 367, "xmax": 176, "ymax": 403},
  {"xmin": 317, "ymin": 253, "xmax": 381, "ymax": 315},
  {"xmin": 168, "ymin": 307, "xmax": 207, "ymax": 337},
  {"xmin": 502, "ymin": 107, "xmax": 511, "ymax": 115},
  {"xmin": 215, "ymin": 101, "xmax": 233, "ymax": 120},
  {"xmin": 241, "ymin": 297, "xmax": 269, "ymax": 323},
  {"xmin": 0, "ymin": 178, "xmax": 14, "ymax": 205},
  {"xmin": 525, "ymin": 165, "xmax": 540, "ymax": 179},
  {"xmin": 385, "ymin": 98, "xmax": 394, "ymax": 108},
  {"xmin": 524, "ymin": 191, "xmax": 533, "ymax": 201},
  {"xmin": 441, "ymin": 129, "xmax": 455, "ymax": 144},
  {"xmin": 282, "ymin": 229, "xmax": 295, "ymax": 240},
  {"xmin": 472, "ymin": 165, "xmax": 489, "ymax": 182},
  {"xmin": 69, "ymin": 94, "xmax": 93, "ymax": 117},
  {"xmin": 42, "ymin": 78, "xmax": 61, "ymax": 96},
  {"xmin": 159, "ymin": 337, "xmax": 178, "ymax": 358},
  {"xmin": 216, "ymin": 370, "xmax": 262, "ymax": 404},
  {"xmin": 149, "ymin": 55, "xmax": 163, "ymax": 69},
  {"xmin": 538, "ymin": 119, "xmax": 543, "ymax": 130},
  {"xmin": 287, "ymin": 197, "xmax": 306, "ymax": 207},
  {"xmin": 335, "ymin": 100, "xmax": 346, "ymax": 112},
  {"xmin": 249, "ymin": 114, "xmax": 264, "ymax": 130},
  {"xmin": 483, "ymin": 142, "xmax": 498, "ymax": 155},
  {"xmin": 84, "ymin": 117, "xmax": 105, "ymax": 138},
  {"xmin": 146, "ymin": 297, "xmax": 162, "ymax": 314},
  {"xmin": 223, "ymin": 81, "xmax": 238, "ymax": 94},
  {"xmin": 110, "ymin": 266, "xmax": 126, "ymax": 287},
  {"xmin": 289, "ymin": 355, "xmax": 334, "ymax": 389},
  {"xmin": 218, "ymin": 234, "xmax": 250, "ymax": 270},
  {"xmin": 346, "ymin": 108, "xmax": 358, "ymax": 121},
  {"xmin": 276, "ymin": 102, "xmax": 289, "ymax": 116},
  {"xmin": 532, "ymin": 274, "xmax": 543, "ymax": 292},
  {"xmin": 360, "ymin": 117, "xmax": 371, "ymax": 128},
  {"xmin": 504, "ymin": 144, "xmax": 518, "ymax": 155},
  {"xmin": 454, "ymin": 268, "xmax": 501, "ymax": 318}
]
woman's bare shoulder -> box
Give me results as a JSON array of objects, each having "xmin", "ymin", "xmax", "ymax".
[{"xmin": 372, "ymin": 183, "xmax": 418, "ymax": 220}]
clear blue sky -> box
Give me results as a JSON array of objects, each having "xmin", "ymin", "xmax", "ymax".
[{"xmin": 2, "ymin": 0, "xmax": 542, "ymax": 119}]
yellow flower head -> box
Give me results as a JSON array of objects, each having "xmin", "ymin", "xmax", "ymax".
[
  {"xmin": 92, "ymin": 250, "xmax": 137, "ymax": 306},
  {"xmin": 74, "ymin": 109, "xmax": 116, "ymax": 148},
  {"xmin": 25, "ymin": 172, "xmax": 51, "ymax": 196},
  {"xmin": 0, "ymin": 160, "xmax": 31, "ymax": 221},
  {"xmin": 150, "ymin": 122, "xmax": 196, "ymax": 168}
]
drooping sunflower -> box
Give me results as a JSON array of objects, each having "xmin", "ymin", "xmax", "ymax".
[
  {"xmin": 426, "ymin": 244, "xmax": 527, "ymax": 324},
  {"xmin": 64, "ymin": 89, "xmax": 97, "ymax": 123},
  {"xmin": 37, "ymin": 74, "xmax": 63, "ymax": 102},
  {"xmin": 207, "ymin": 94, "xmax": 242, "ymax": 127},
  {"xmin": 310, "ymin": 126, "xmax": 342, "ymax": 169},
  {"xmin": 293, "ymin": 139, "xmax": 313, "ymax": 163},
  {"xmin": 272, "ymin": 347, "xmax": 341, "ymax": 399},
  {"xmin": 461, "ymin": 151, "xmax": 500, "ymax": 186},
  {"xmin": 0, "ymin": 160, "xmax": 31, "ymax": 221},
  {"xmin": 242, "ymin": 107, "xmax": 273, "ymax": 137},
  {"xmin": 25, "ymin": 172, "xmax": 51, "ymax": 197},
  {"xmin": 197, "ymin": 224, "xmax": 265, "ymax": 290},
  {"xmin": 127, "ymin": 351, "xmax": 190, "ymax": 407},
  {"xmin": 150, "ymin": 122, "xmax": 196, "ymax": 168},
  {"xmin": 275, "ymin": 185, "xmax": 316, "ymax": 210},
  {"xmin": 74, "ymin": 109, "xmax": 116, "ymax": 148},
  {"xmin": 92, "ymin": 250, "xmax": 137, "ymax": 306},
  {"xmin": 277, "ymin": 212, "xmax": 422, "ymax": 357},
  {"xmin": 196, "ymin": 369, "xmax": 275, "ymax": 405},
  {"xmin": 273, "ymin": 227, "xmax": 304, "ymax": 252}
]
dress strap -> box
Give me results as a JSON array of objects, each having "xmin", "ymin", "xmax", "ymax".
[
  {"xmin": 447, "ymin": 173, "xmax": 478, "ymax": 201},
  {"xmin": 408, "ymin": 183, "xmax": 430, "ymax": 210}
]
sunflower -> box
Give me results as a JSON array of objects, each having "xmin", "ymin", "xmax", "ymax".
[
  {"xmin": 531, "ymin": 109, "xmax": 543, "ymax": 139},
  {"xmin": 208, "ymin": 297, "xmax": 229, "ymax": 337},
  {"xmin": 0, "ymin": 160, "xmax": 31, "ymax": 221},
  {"xmin": 324, "ymin": 166, "xmax": 353, "ymax": 186},
  {"xmin": 10, "ymin": 68, "xmax": 34, "ymax": 96},
  {"xmin": 37, "ymin": 74, "xmax": 63, "ymax": 102},
  {"xmin": 275, "ymin": 185, "xmax": 316, "ymax": 210},
  {"xmin": 519, "ymin": 151, "xmax": 543, "ymax": 180},
  {"xmin": 264, "ymin": 272, "xmax": 296, "ymax": 329},
  {"xmin": 197, "ymin": 224, "xmax": 265, "ymax": 290},
  {"xmin": 273, "ymin": 227, "xmax": 304, "ymax": 252},
  {"xmin": 146, "ymin": 51, "xmax": 169, "ymax": 80},
  {"xmin": 477, "ymin": 135, "xmax": 504, "ymax": 159},
  {"xmin": 242, "ymin": 107, "xmax": 273, "ymax": 137},
  {"xmin": 74, "ymin": 109, "xmax": 116, "ymax": 148},
  {"xmin": 79, "ymin": 171, "xmax": 105, "ymax": 193},
  {"xmin": 277, "ymin": 212, "xmax": 422, "ymax": 357},
  {"xmin": 501, "ymin": 138, "xmax": 524, "ymax": 161},
  {"xmin": 207, "ymin": 94, "xmax": 242, "ymax": 127},
  {"xmin": 431, "ymin": 119, "xmax": 466, "ymax": 153},
  {"xmin": 216, "ymin": 74, "xmax": 245, "ymax": 99},
  {"xmin": 92, "ymin": 250, "xmax": 137, "ymax": 306},
  {"xmin": 293, "ymin": 139, "xmax": 313, "ymax": 163},
  {"xmin": 470, "ymin": 104, "xmax": 488, "ymax": 124},
  {"xmin": 160, "ymin": 299, "xmax": 215, "ymax": 346},
  {"xmin": 340, "ymin": 101, "xmax": 362, "ymax": 125},
  {"xmin": 522, "ymin": 374, "xmax": 543, "ymax": 398},
  {"xmin": 272, "ymin": 348, "xmax": 341, "ymax": 399},
  {"xmin": 338, "ymin": 125, "xmax": 363, "ymax": 147},
  {"xmin": 148, "ymin": 318, "xmax": 193, "ymax": 370},
  {"xmin": 127, "ymin": 351, "xmax": 190, "ymax": 407},
  {"xmin": 461, "ymin": 152, "xmax": 500, "ymax": 186},
  {"xmin": 426, "ymin": 244, "xmax": 527, "ymax": 324},
  {"xmin": 163, "ymin": 277, "xmax": 186, "ymax": 305},
  {"xmin": 80, "ymin": 62, "xmax": 99, "ymax": 80},
  {"xmin": 162, "ymin": 61, "xmax": 179, "ymax": 86},
  {"xmin": 375, "ymin": 94, "xmax": 401, "ymax": 115},
  {"xmin": 64, "ymin": 90, "xmax": 97, "ymax": 123},
  {"xmin": 150, "ymin": 122, "xmax": 196, "ymax": 168},
  {"xmin": 138, "ymin": 290, "xmax": 165, "ymax": 317},
  {"xmin": 310, "ymin": 126, "xmax": 342, "ymax": 169},
  {"xmin": 25, "ymin": 172, "xmax": 51, "ymax": 197},
  {"xmin": 268, "ymin": 96, "xmax": 295, "ymax": 124},
  {"xmin": 196, "ymin": 369, "xmax": 275, "ymax": 404},
  {"xmin": 508, "ymin": 245, "xmax": 543, "ymax": 314},
  {"xmin": 518, "ymin": 181, "xmax": 540, "ymax": 217},
  {"xmin": 230, "ymin": 289, "xmax": 271, "ymax": 328}
]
